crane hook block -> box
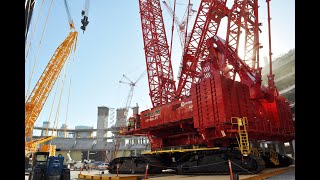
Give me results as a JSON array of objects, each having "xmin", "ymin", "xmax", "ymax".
[{"xmin": 81, "ymin": 15, "xmax": 89, "ymax": 33}]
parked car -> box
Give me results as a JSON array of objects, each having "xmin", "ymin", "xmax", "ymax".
[
  {"xmin": 73, "ymin": 161, "xmax": 84, "ymax": 170},
  {"xmin": 97, "ymin": 162, "xmax": 109, "ymax": 170},
  {"xmin": 89, "ymin": 161, "xmax": 103, "ymax": 169}
]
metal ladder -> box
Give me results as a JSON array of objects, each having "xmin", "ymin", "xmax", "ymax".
[
  {"xmin": 232, "ymin": 117, "xmax": 250, "ymax": 156},
  {"xmin": 269, "ymin": 149, "xmax": 280, "ymax": 165},
  {"xmin": 251, "ymin": 147, "xmax": 261, "ymax": 157}
]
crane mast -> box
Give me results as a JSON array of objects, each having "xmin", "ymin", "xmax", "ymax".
[
  {"xmin": 25, "ymin": 0, "xmax": 88, "ymax": 157},
  {"xmin": 162, "ymin": 1, "xmax": 196, "ymax": 50},
  {"xmin": 218, "ymin": 0, "xmax": 264, "ymax": 99},
  {"xmin": 25, "ymin": 30, "xmax": 78, "ymax": 142},
  {"xmin": 138, "ymin": 0, "xmax": 176, "ymax": 107},
  {"xmin": 175, "ymin": 0, "xmax": 228, "ymax": 99},
  {"xmin": 243, "ymin": 0, "xmax": 260, "ymax": 70},
  {"xmin": 222, "ymin": 0, "xmax": 246, "ymax": 79}
]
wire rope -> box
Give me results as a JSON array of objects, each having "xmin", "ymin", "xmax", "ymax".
[
  {"xmin": 25, "ymin": 0, "xmax": 55, "ymax": 100},
  {"xmin": 25, "ymin": 0, "xmax": 45, "ymax": 63}
]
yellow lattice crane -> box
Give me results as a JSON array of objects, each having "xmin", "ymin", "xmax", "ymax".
[
  {"xmin": 25, "ymin": 0, "xmax": 79, "ymax": 158},
  {"xmin": 25, "ymin": 30, "xmax": 77, "ymax": 155}
]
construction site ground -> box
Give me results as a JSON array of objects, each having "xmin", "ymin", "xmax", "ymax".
[{"xmin": 25, "ymin": 165, "xmax": 294, "ymax": 180}]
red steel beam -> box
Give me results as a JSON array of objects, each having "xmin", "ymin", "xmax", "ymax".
[
  {"xmin": 176, "ymin": 0, "xmax": 228, "ymax": 99},
  {"xmin": 139, "ymin": 0, "xmax": 176, "ymax": 107}
]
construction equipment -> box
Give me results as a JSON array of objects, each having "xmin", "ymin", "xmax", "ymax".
[
  {"xmin": 28, "ymin": 151, "xmax": 70, "ymax": 180},
  {"xmin": 80, "ymin": 0, "xmax": 90, "ymax": 33},
  {"xmin": 106, "ymin": 73, "xmax": 147, "ymax": 162},
  {"xmin": 118, "ymin": 72, "xmax": 146, "ymax": 124},
  {"xmin": 25, "ymin": 0, "xmax": 80, "ymax": 166},
  {"xmin": 25, "ymin": 0, "xmax": 36, "ymax": 41},
  {"xmin": 25, "ymin": 27, "xmax": 78, "ymax": 158},
  {"xmin": 108, "ymin": 0, "xmax": 294, "ymax": 175},
  {"xmin": 162, "ymin": 0, "xmax": 196, "ymax": 49}
]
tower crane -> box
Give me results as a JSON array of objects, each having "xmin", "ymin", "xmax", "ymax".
[
  {"xmin": 118, "ymin": 71, "xmax": 146, "ymax": 127},
  {"xmin": 162, "ymin": 0, "xmax": 196, "ymax": 49},
  {"xmin": 105, "ymin": 72, "xmax": 146, "ymax": 162},
  {"xmin": 25, "ymin": 0, "xmax": 81, "ymax": 157},
  {"xmin": 108, "ymin": 0, "xmax": 294, "ymax": 175}
]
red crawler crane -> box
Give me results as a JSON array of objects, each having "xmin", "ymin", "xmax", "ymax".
[{"xmin": 108, "ymin": 0, "xmax": 295, "ymax": 175}]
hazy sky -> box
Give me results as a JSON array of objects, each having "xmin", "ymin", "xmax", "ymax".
[{"xmin": 25, "ymin": 0, "xmax": 295, "ymax": 132}]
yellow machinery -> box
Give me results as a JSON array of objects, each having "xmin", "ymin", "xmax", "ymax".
[{"xmin": 25, "ymin": 19, "xmax": 78, "ymax": 157}]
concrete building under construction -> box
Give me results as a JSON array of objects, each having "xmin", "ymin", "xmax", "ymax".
[
  {"xmin": 32, "ymin": 104, "xmax": 149, "ymax": 164},
  {"xmin": 97, "ymin": 106, "xmax": 109, "ymax": 140},
  {"xmin": 115, "ymin": 108, "xmax": 128, "ymax": 128}
]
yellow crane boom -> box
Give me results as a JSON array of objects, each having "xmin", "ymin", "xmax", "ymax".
[
  {"xmin": 25, "ymin": 136, "xmax": 56, "ymax": 154},
  {"xmin": 25, "ymin": 29, "xmax": 78, "ymax": 151}
]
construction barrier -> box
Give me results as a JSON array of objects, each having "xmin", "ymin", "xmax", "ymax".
[{"xmin": 78, "ymin": 174, "xmax": 138, "ymax": 180}]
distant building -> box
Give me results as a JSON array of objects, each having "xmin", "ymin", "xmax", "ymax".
[
  {"xmin": 41, "ymin": 121, "xmax": 50, "ymax": 136},
  {"xmin": 75, "ymin": 125, "xmax": 94, "ymax": 138},
  {"xmin": 262, "ymin": 49, "xmax": 295, "ymax": 120},
  {"xmin": 33, "ymin": 105, "xmax": 149, "ymax": 162},
  {"xmin": 58, "ymin": 124, "xmax": 68, "ymax": 138},
  {"xmin": 97, "ymin": 106, "xmax": 109, "ymax": 141},
  {"xmin": 115, "ymin": 108, "xmax": 128, "ymax": 127}
]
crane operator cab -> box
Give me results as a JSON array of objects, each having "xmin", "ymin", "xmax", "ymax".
[{"xmin": 80, "ymin": 10, "xmax": 89, "ymax": 33}]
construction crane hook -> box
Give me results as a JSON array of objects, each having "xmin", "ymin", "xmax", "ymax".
[{"xmin": 81, "ymin": 0, "xmax": 90, "ymax": 33}]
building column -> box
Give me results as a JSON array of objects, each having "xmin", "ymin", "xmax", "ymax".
[
  {"xmin": 269, "ymin": 142, "xmax": 277, "ymax": 151},
  {"xmin": 280, "ymin": 143, "xmax": 286, "ymax": 154},
  {"xmin": 260, "ymin": 142, "xmax": 266, "ymax": 155},
  {"xmin": 290, "ymin": 140, "xmax": 295, "ymax": 159},
  {"xmin": 250, "ymin": 141, "xmax": 260, "ymax": 148},
  {"xmin": 275, "ymin": 143, "xmax": 280, "ymax": 152}
]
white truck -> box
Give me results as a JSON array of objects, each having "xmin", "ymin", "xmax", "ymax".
[{"xmin": 73, "ymin": 161, "xmax": 84, "ymax": 170}]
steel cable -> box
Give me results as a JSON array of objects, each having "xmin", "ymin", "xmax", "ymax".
[{"xmin": 230, "ymin": 160, "xmax": 255, "ymax": 174}]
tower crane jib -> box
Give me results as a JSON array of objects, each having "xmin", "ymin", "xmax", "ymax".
[{"xmin": 119, "ymin": 71, "xmax": 146, "ymax": 113}]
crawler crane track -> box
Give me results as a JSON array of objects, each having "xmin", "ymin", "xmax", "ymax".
[
  {"xmin": 108, "ymin": 150, "xmax": 267, "ymax": 175},
  {"xmin": 175, "ymin": 151, "xmax": 265, "ymax": 175},
  {"xmin": 108, "ymin": 155, "xmax": 163, "ymax": 174}
]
